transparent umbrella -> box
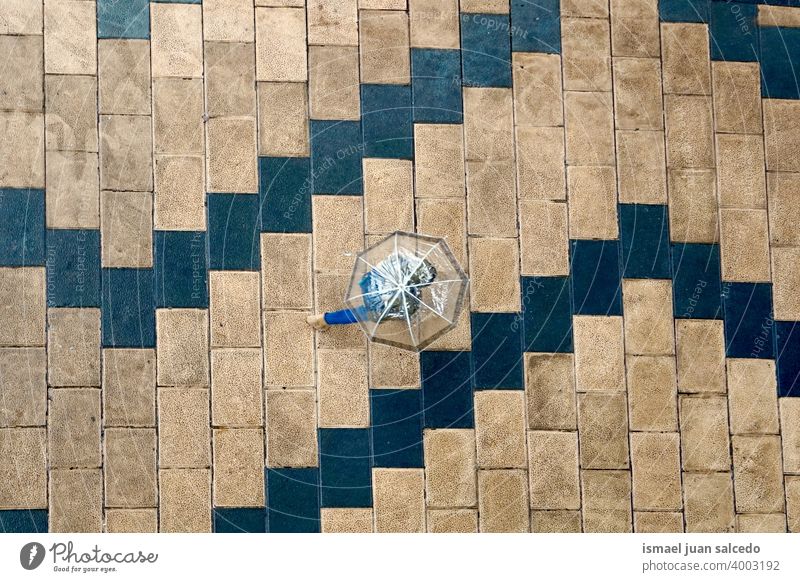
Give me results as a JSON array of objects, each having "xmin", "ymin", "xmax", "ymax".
[{"xmin": 343, "ymin": 231, "xmax": 469, "ymax": 352}]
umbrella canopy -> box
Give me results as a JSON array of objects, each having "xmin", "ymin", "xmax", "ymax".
[{"xmin": 343, "ymin": 231, "xmax": 469, "ymax": 352}]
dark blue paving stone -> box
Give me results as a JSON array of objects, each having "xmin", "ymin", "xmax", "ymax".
[
  {"xmin": 0, "ymin": 189, "xmax": 45, "ymax": 266},
  {"xmin": 154, "ymin": 230, "xmax": 208, "ymax": 308},
  {"xmin": 361, "ymin": 84, "xmax": 414, "ymax": 159},
  {"xmin": 213, "ymin": 508, "xmax": 266, "ymax": 533},
  {"xmin": 0, "ymin": 510, "xmax": 48, "ymax": 533},
  {"xmin": 570, "ymin": 240, "xmax": 622, "ymax": 316},
  {"xmin": 208, "ymin": 193, "xmax": 260, "ymax": 270},
  {"xmin": 102, "ymin": 268, "xmax": 155, "ymax": 348},
  {"xmin": 45, "ymin": 229, "xmax": 101, "ymax": 307},
  {"xmin": 776, "ymin": 321, "xmax": 800, "ymax": 397},
  {"xmin": 709, "ymin": 1, "xmax": 758, "ymax": 62},
  {"xmin": 97, "ymin": 0, "xmax": 149, "ymax": 39},
  {"xmin": 521, "ymin": 276, "xmax": 573, "ymax": 353},
  {"xmin": 420, "ymin": 350, "xmax": 474, "ymax": 428},
  {"xmin": 319, "ymin": 429, "xmax": 372, "ymax": 508},
  {"xmin": 760, "ymin": 27, "xmax": 800, "ymax": 99},
  {"xmin": 723, "ymin": 282, "xmax": 775, "ymax": 359},
  {"xmin": 370, "ymin": 389, "xmax": 424, "ymax": 468},
  {"xmin": 259, "ymin": 157, "xmax": 312, "ymax": 233},
  {"xmin": 671, "ymin": 243, "xmax": 723, "ymax": 319},
  {"xmin": 510, "ymin": 0, "xmax": 561, "ymax": 53},
  {"xmin": 471, "ymin": 313, "xmax": 524, "ymax": 390},
  {"xmin": 660, "ymin": 0, "xmax": 710, "ymax": 22},
  {"xmin": 266, "ymin": 468, "xmax": 320, "ymax": 533},
  {"xmin": 411, "ymin": 49, "xmax": 463, "ymax": 124},
  {"xmin": 460, "ymin": 13, "xmax": 513, "ymax": 88},
  {"xmin": 619, "ymin": 204, "xmax": 671, "ymax": 279},
  {"xmin": 310, "ymin": 121, "xmax": 363, "ymax": 195}
]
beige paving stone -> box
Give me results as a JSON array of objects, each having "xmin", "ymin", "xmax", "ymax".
[
  {"xmin": 732, "ymin": 435, "xmax": 785, "ymax": 513},
  {"xmin": 622, "ymin": 279, "xmax": 675, "ymax": 355},
  {"xmin": 519, "ymin": 200, "xmax": 569, "ymax": 277},
  {"xmin": 630, "ymin": 432, "xmax": 682, "ymax": 511},
  {"xmin": 634, "ymin": 511, "xmax": 684, "ymax": 533},
  {"xmin": 530, "ymin": 510, "xmax": 582, "ymax": 533},
  {"xmin": 321, "ymin": 508, "xmax": 374, "ymax": 533},
  {"xmin": 616, "ymin": 130, "xmax": 667, "ymax": 204},
  {"xmin": 43, "ymin": 0, "xmax": 95, "ymax": 75},
  {"xmin": 461, "ymin": 0, "xmax": 508, "ymax": 12},
  {"xmin": 369, "ymin": 342, "xmax": 420, "ymax": 388},
  {"xmin": 661, "ymin": 22, "xmax": 710, "ymax": 94},
  {"xmin": 763, "ymin": 99, "xmax": 800, "ymax": 173},
  {"xmin": 612, "ymin": 57, "xmax": 663, "ymax": 130},
  {"xmin": 206, "ymin": 117, "xmax": 258, "ymax": 193},
  {"xmin": 715, "ymin": 134, "xmax": 767, "ymax": 209},
  {"xmin": 577, "ymin": 392, "xmax": 630, "ymax": 470},
  {"xmin": 308, "ymin": 46, "xmax": 360, "ymax": 120},
  {"xmin": 711, "ymin": 61, "xmax": 762, "ymax": 134},
  {"xmin": 45, "ymin": 150, "xmax": 99, "ymax": 228},
  {"xmin": 100, "ymin": 191, "xmax": 153, "ymax": 268},
  {"xmin": 737, "ymin": 513, "xmax": 787, "ymax": 533},
  {"xmin": 414, "ymin": 124, "xmax": 466, "ymax": 199},
  {"xmin": 581, "ymin": 470, "xmax": 632, "ymax": 532},
  {"xmin": 0, "ymin": 428, "xmax": 46, "ymax": 508},
  {"xmin": 153, "ymin": 155, "xmax": 205, "ymax": 230},
  {"xmin": 720, "ymin": 208, "xmax": 771, "ymax": 282},
  {"xmin": 105, "ymin": 509, "xmax": 158, "ymax": 533},
  {"xmin": 102, "ymin": 349, "xmax": 156, "ymax": 428},
  {"xmin": 0, "ymin": 0, "xmax": 42, "ymax": 35},
  {"xmin": 409, "ymin": 0, "xmax": 460, "ymax": 49},
  {"xmin": 360, "ymin": 10, "xmax": 410, "ymax": 84},
  {"xmin": 98, "ymin": 39, "xmax": 151, "ymax": 115},
  {"xmin": 99, "ymin": 115, "xmax": 153, "ymax": 192},
  {"xmin": 48, "ymin": 388, "xmax": 101, "ymax": 469},
  {"xmin": 256, "ymin": 7, "xmax": 307, "ymax": 81},
  {"xmin": 104, "ymin": 428, "xmax": 157, "ymax": 508},
  {"xmin": 209, "ymin": 272, "xmax": 261, "ymax": 348},
  {"xmin": 423, "ymin": 429, "xmax": 477, "ymax": 508},
  {"xmin": 152, "ymin": 78, "xmax": 205, "ymax": 155},
  {"xmin": 205, "ymin": 41, "xmax": 257, "ymax": 117},
  {"xmin": 781, "ymin": 398, "xmax": 800, "ymax": 474},
  {"xmin": 561, "ymin": 18, "xmax": 612, "ymax": 92},
  {"xmin": 478, "ymin": 469, "xmax": 530, "ymax": 532},
  {"xmin": 257, "ymin": 82, "xmax": 309, "ymax": 156},
  {"xmin": 683, "ymin": 472, "xmax": 735, "ymax": 532},
  {"xmin": 610, "ymin": 0, "xmax": 660, "ymax": 58},
  {"xmin": 665, "ymin": 95, "xmax": 714, "ymax": 169},
  {"xmin": 211, "ymin": 349, "xmax": 263, "ymax": 427},
  {"xmin": 313, "ymin": 273, "xmax": 366, "ymax": 350},
  {"xmin": 47, "ymin": 308, "xmax": 101, "ymax": 387},
  {"xmin": 727, "ymin": 359, "xmax": 779, "ymax": 435},
  {"xmin": 758, "ymin": 4, "xmax": 800, "ymax": 26},
  {"xmin": 512, "ymin": 52, "xmax": 563, "ymax": 127},
  {"xmin": 317, "ymin": 349, "xmax": 369, "ymax": 427},
  {"xmin": 561, "ymin": 0, "xmax": 607, "ymax": 16},
  {"xmin": 676, "ymin": 317, "xmax": 726, "ymax": 395},
  {"xmin": 308, "ymin": 0, "xmax": 358, "ymax": 45},
  {"xmin": 427, "ymin": 291, "xmax": 472, "ymax": 351},
  {"xmin": 213, "ymin": 428, "xmax": 265, "ymax": 507},
  {"xmin": 261, "ymin": 233, "xmax": 312, "ymax": 310},
  {"xmin": 0, "ymin": 348, "xmax": 46, "ymax": 427},
  {"xmin": 667, "ymin": 168, "xmax": 719, "ymax": 243},
  {"xmin": 263, "ymin": 311, "xmax": 315, "ymax": 387},
  {"xmin": 374, "ymin": 468, "xmax": 426, "ymax": 533},
  {"xmin": 573, "ymin": 316, "xmax": 626, "ymax": 392},
  {"xmin": 312, "ymin": 195, "xmax": 364, "ymax": 272},
  {"xmin": 524, "ymin": 353, "xmax": 576, "ymax": 431},
  {"xmin": 469, "ymin": 237, "xmax": 520, "ymax": 312},
  {"xmin": 44, "ymin": 74, "xmax": 96, "ymax": 152},
  {"xmin": 427, "ymin": 509, "xmax": 479, "ymax": 533},
  {"xmin": 773, "ymin": 247, "xmax": 800, "ymax": 320},
  {"xmin": 151, "ymin": 2, "xmax": 203, "ymax": 78},
  {"xmin": 466, "ymin": 160, "xmax": 517, "ymax": 237},
  {"xmin": 627, "ymin": 355, "xmax": 678, "ymax": 432},
  {"xmin": 463, "ymin": 88, "xmax": 514, "ymax": 161},
  {"xmin": 679, "ymin": 395, "xmax": 731, "ymax": 471},
  {"xmin": 49, "ymin": 468, "xmax": 102, "ymax": 533},
  {"xmin": 266, "ymin": 389, "xmax": 318, "ymax": 467},
  {"xmin": 159, "ymin": 469, "xmax": 212, "ymax": 532},
  {"xmin": 158, "ymin": 387, "xmax": 210, "ymax": 468},
  {"xmin": 203, "ymin": 0, "xmax": 255, "ymax": 42},
  {"xmin": 474, "ymin": 391, "xmax": 527, "ymax": 469},
  {"xmin": 768, "ymin": 172, "xmax": 800, "ymax": 246},
  {"xmin": 787, "ymin": 477, "xmax": 800, "ymax": 532},
  {"xmin": 156, "ymin": 309, "xmax": 209, "ymax": 387},
  {"xmin": 415, "ymin": 199, "xmax": 467, "ymax": 270},
  {"xmin": 363, "ymin": 159, "xmax": 414, "ymax": 234},
  {"xmin": 567, "ymin": 166, "xmax": 619, "ymax": 239},
  {"xmin": 528, "ymin": 431, "xmax": 580, "ymax": 510},
  {"xmin": 516, "ymin": 125, "xmax": 567, "ymax": 201},
  {"xmin": 0, "ymin": 111, "xmax": 44, "ymax": 189},
  {"xmin": 564, "ymin": 91, "xmax": 615, "ymax": 166},
  {"xmin": 0, "ymin": 267, "xmax": 46, "ymax": 347},
  {"xmin": 0, "ymin": 35, "xmax": 41, "ymax": 112}
]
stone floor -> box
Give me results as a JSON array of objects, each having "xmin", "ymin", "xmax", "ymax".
[{"xmin": 1, "ymin": 0, "xmax": 800, "ymax": 533}]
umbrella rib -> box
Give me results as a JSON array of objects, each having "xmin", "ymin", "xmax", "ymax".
[
  {"xmin": 402, "ymin": 289, "xmax": 453, "ymax": 325},
  {"xmin": 369, "ymin": 286, "xmax": 405, "ymax": 340},
  {"xmin": 400, "ymin": 288, "xmax": 417, "ymax": 346}
]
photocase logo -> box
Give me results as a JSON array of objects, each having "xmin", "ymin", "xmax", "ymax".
[{"xmin": 20, "ymin": 542, "xmax": 45, "ymax": 570}]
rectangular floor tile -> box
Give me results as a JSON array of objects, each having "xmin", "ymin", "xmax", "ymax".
[
  {"xmin": 266, "ymin": 467, "xmax": 320, "ymax": 533},
  {"xmin": 471, "ymin": 313, "xmax": 523, "ymax": 389},
  {"xmin": 421, "ymin": 350, "xmax": 474, "ymax": 429},
  {"xmin": 319, "ymin": 428, "xmax": 372, "ymax": 508},
  {"xmin": 370, "ymin": 389, "xmax": 424, "ymax": 468}
]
